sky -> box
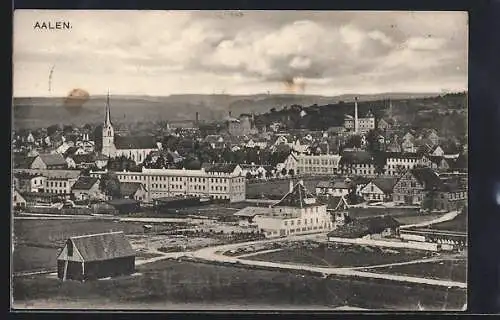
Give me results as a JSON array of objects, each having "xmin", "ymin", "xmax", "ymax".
[{"xmin": 13, "ymin": 10, "xmax": 468, "ymax": 97}]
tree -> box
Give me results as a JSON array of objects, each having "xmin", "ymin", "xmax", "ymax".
[
  {"xmin": 99, "ymin": 172, "xmax": 121, "ymax": 199},
  {"xmin": 288, "ymin": 169, "xmax": 295, "ymax": 176},
  {"xmin": 47, "ymin": 124, "xmax": 60, "ymax": 136},
  {"xmin": 281, "ymin": 168, "xmax": 287, "ymax": 176},
  {"xmin": 246, "ymin": 172, "xmax": 253, "ymax": 180}
]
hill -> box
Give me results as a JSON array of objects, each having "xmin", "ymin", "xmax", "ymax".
[{"xmin": 12, "ymin": 92, "xmax": 440, "ymax": 130}]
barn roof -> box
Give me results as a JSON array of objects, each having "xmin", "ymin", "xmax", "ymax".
[
  {"xmin": 120, "ymin": 182, "xmax": 145, "ymax": 197},
  {"xmin": 72, "ymin": 177, "xmax": 99, "ymax": 190},
  {"xmin": 68, "ymin": 231, "xmax": 135, "ymax": 262},
  {"xmin": 38, "ymin": 153, "xmax": 67, "ymax": 166},
  {"xmin": 410, "ymin": 168, "xmax": 443, "ymax": 190},
  {"xmin": 370, "ymin": 177, "xmax": 398, "ymax": 194},
  {"xmin": 272, "ymin": 181, "xmax": 318, "ymax": 208}
]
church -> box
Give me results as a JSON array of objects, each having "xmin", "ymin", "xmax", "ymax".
[{"xmin": 101, "ymin": 93, "xmax": 160, "ymax": 165}]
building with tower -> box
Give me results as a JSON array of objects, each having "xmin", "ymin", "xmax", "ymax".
[
  {"xmin": 101, "ymin": 92, "xmax": 160, "ymax": 165},
  {"xmin": 344, "ymin": 97, "xmax": 376, "ymax": 135}
]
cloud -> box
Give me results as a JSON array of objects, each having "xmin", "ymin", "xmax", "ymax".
[{"xmin": 13, "ymin": 10, "xmax": 467, "ymax": 96}]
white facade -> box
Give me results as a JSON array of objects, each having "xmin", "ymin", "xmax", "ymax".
[
  {"xmin": 359, "ymin": 182, "xmax": 387, "ymax": 201},
  {"xmin": 253, "ymin": 202, "xmax": 332, "ymax": 238},
  {"xmin": 45, "ymin": 178, "xmax": 77, "ymax": 195},
  {"xmin": 90, "ymin": 166, "xmax": 246, "ymax": 203},
  {"xmin": 385, "ymin": 155, "xmax": 419, "ymax": 176}
]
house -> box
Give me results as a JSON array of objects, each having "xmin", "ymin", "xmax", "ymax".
[
  {"xmin": 339, "ymin": 150, "xmax": 377, "ymax": 177},
  {"xmin": 377, "ymin": 118, "xmax": 390, "ymax": 131},
  {"xmin": 204, "ymin": 135, "xmax": 225, "ymax": 149},
  {"xmin": 240, "ymin": 163, "xmax": 270, "ymax": 179},
  {"xmin": 321, "ymin": 195, "xmax": 350, "ymax": 226},
  {"xmin": 384, "ymin": 152, "xmax": 420, "ymax": 176},
  {"xmin": 238, "ymin": 180, "xmax": 333, "ymax": 238},
  {"xmin": 315, "ymin": 180, "xmax": 351, "ymax": 197},
  {"xmin": 71, "ymin": 177, "xmax": 104, "ymax": 201},
  {"xmin": 45, "ymin": 176, "xmax": 78, "ymax": 196},
  {"xmin": 57, "ymin": 231, "xmax": 136, "ymax": 281},
  {"xmin": 359, "ymin": 177, "xmax": 398, "ymax": 202},
  {"xmin": 427, "ymin": 131, "xmax": 440, "ymax": 146},
  {"xmin": 275, "ymin": 152, "xmax": 298, "ymax": 176},
  {"xmin": 13, "ymin": 155, "xmax": 43, "ymax": 169},
  {"xmin": 401, "ymin": 139, "xmax": 416, "ymax": 153},
  {"xmin": 431, "ymin": 146, "xmax": 445, "ymax": 157},
  {"xmin": 120, "ymin": 182, "xmax": 148, "ymax": 202},
  {"xmin": 328, "ymin": 215, "xmax": 400, "ymax": 239},
  {"xmin": 94, "ymin": 153, "xmax": 109, "ymax": 169},
  {"xmin": 392, "ymin": 168, "xmax": 442, "ymax": 205},
  {"xmin": 35, "ymin": 153, "xmax": 68, "ymax": 170},
  {"xmin": 13, "ymin": 172, "xmax": 46, "ymax": 193},
  {"xmin": 423, "ymin": 178, "xmax": 467, "ymax": 213},
  {"xmin": 12, "ymin": 189, "xmax": 27, "ymax": 209},
  {"xmin": 68, "ymin": 154, "xmax": 97, "ymax": 169}
]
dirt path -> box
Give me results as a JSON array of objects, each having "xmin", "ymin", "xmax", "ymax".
[{"xmin": 400, "ymin": 210, "xmax": 460, "ymax": 229}]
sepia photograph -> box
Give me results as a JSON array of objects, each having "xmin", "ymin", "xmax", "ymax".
[{"xmin": 11, "ymin": 10, "xmax": 468, "ymax": 311}]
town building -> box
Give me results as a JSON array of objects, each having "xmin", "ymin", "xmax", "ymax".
[
  {"xmin": 343, "ymin": 98, "xmax": 376, "ymax": 134},
  {"xmin": 44, "ymin": 176, "xmax": 77, "ymax": 196},
  {"xmin": 385, "ymin": 152, "xmax": 420, "ymax": 176},
  {"xmin": 57, "ymin": 231, "xmax": 136, "ymax": 281},
  {"xmin": 315, "ymin": 180, "xmax": 351, "ymax": 197},
  {"xmin": 90, "ymin": 163, "xmax": 246, "ymax": 203},
  {"xmin": 392, "ymin": 168, "xmax": 442, "ymax": 205},
  {"xmin": 12, "ymin": 189, "xmax": 27, "ymax": 209},
  {"xmin": 296, "ymin": 153, "xmax": 342, "ymax": 176},
  {"xmin": 234, "ymin": 180, "xmax": 333, "ymax": 238},
  {"xmin": 339, "ymin": 150, "xmax": 378, "ymax": 177},
  {"xmin": 101, "ymin": 92, "xmax": 160, "ymax": 164},
  {"xmin": 71, "ymin": 177, "xmax": 104, "ymax": 201},
  {"xmin": 120, "ymin": 182, "xmax": 148, "ymax": 202},
  {"xmin": 359, "ymin": 177, "xmax": 398, "ymax": 202},
  {"xmin": 13, "ymin": 172, "xmax": 46, "ymax": 193},
  {"xmin": 328, "ymin": 215, "xmax": 400, "ymax": 239}
]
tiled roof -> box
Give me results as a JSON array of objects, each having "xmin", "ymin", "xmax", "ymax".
[
  {"xmin": 13, "ymin": 156, "xmax": 37, "ymax": 169},
  {"xmin": 38, "ymin": 153, "xmax": 67, "ymax": 166},
  {"xmin": 72, "ymin": 154, "xmax": 96, "ymax": 164},
  {"xmin": 410, "ymin": 168, "xmax": 443, "ymax": 190},
  {"xmin": 340, "ymin": 150, "xmax": 373, "ymax": 165},
  {"xmin": 72, "ymin": 177, "xmax": 99, "ymax": 190},
  {"xmin": 202, "ymin": 163, "xmax": 238, "ymax": 173},
  {"xmin": 114, "ymin": 135, "xmax": 158, "ymax": 150},
  {"xmin": 120, "ymin": 182, "xmax": 145, "ymax": 197},
  {"xmin": 272, "ymin": 181, "xmax": 318, "ymax": 208},
  {"xmin": 14, "ymin": 172, "xmax": 43, "ymax": 180},
  {"xmin": 68, "ymin": 231, "xmax": 135, "ymax": 262},
  {"xmin": 370, "ymin": 177, "xmax": 398, "ymax": 193}
]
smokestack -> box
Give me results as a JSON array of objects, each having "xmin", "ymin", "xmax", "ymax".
[
  {"xmin": 229, "ymin": 110, "xmax": 232, "ymax": 117},
  {"xmin": 195, "ymin": 112, "xmax": 199, "ymax": 125},
  {"xmin": 289, "ymin": 180, "xmax": 294, "ymax": 193},
  {"xmin": 354, "ymin": 97, "xmax": 359, "ymax": 134}
]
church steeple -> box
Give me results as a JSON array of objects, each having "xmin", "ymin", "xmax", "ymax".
[{"xmin": 104, "ymin": 89, "xmax": 112, "ymax": 126}]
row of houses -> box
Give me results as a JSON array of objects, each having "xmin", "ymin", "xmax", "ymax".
[{"xmin": 315, "ymin": 167, "xmax": 467, "ymax": 212}]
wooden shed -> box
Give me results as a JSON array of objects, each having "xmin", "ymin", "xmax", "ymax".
[{"xmin": 57, "ymin": 231, "xmax": 136, "ymax": 281}]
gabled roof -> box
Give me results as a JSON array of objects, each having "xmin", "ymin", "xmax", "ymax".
[
  {"xmin": 13, "ymin": 172, "xmax": 43, "ymax": 180},
  {"xmin": 120, "ymin": 182, "xmax": 146, "ymax": 197},
  {"xmin": 65, "ymin": 231, "xmax": 135, "ymax": 262},
  {"xmin": 272, "ymin": 181, "xmax": 318, "ymax": 208},
  {"xmin": 71, "ymin": 154, "xmax": 96, "ymax": 164},
  {"xmin": 202, "ymin": 163, "xmax": 238, "ymax": 173},
  {"xmin": 340, "ymin": 150, "xmax": 373, "ymax": 165},
  {"xmin": 38, "ymin": 153, "xmax": 67, "ymax": 166},
  {"xmin": 370, "ymin": 177, "xmax": 398, "ymax": 193},
  {"xmin": 361, "ymin": 215, "xmax": 401, "ymax": 232},
  {"xmin": 409, "ymin": 168, "xmax": 443, "ymax": 190},
  {"xmin": 322, "ymin": 195, "xmax": 350, "ymax": 211},
  {"xmin": 115, "ymin": 135, "xmax": 158, "ymax": 150},
  {"xmin": 13, "ymin": 156, "xmax": 37, "ymax": 169},
  {"xmin": 72, "ymin": 176, "xmax": 99, "ymax": 190}
]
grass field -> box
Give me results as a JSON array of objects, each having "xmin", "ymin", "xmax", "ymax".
[
  {"xmin": 429, "ymin": 213, "xmax": 467, "ymax": 232},
  {"xmin": 367, "ymin": 259, "xmax": 467, "ymax": 283},
  {"xmin": 12, "ymin": 259, "xmax": 466, "ymax": 310},
  {"xmin": 12, "ymin": 219, "xmax": 178, "ymax": 272},
  {"xmin": 245, "ymin": 243, "xmax": 434, "ymax": 268}
]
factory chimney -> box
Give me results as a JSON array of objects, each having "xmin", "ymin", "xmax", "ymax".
[
  {"xmin": 195, "ymin": 112, "xmax": 199, "ymax": 126},
  {"xmin": 354, "ymin": 97, "xmax": 359, "ymax": 134}
]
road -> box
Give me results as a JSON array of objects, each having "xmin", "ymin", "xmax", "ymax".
[{"xmin": 400, "ymin": 210, "xmax": 460, "ymax": 229}]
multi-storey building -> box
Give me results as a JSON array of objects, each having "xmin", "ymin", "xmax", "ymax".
[
  {"xmin": 392, "ymin": 168, "xmax": 442, "ymax": 205},
  {"xmin": 296, "ymin": 154, "xmax": 342, "ymax": 176},
  {"xmin": 90, "ymin": 163, "xmax": 246, "ymax": 203},
  {"xmin": 339, "ymin": 150, "xmax": 378, "ymax": 177},
  {"xmin": 44, "ymin": 176, "xmax": 78, "ymax": 196},
  {"xmin": 385, "ymin": 152, "xmax": 421, "ymax": 176},
  {"xmin": 235, "ymin": 180, "xmax": 334, "ymax": 238}
]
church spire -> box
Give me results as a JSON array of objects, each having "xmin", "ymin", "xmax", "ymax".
[{"xmin": 104, "ymin": 89, "xmax": 111, "ymax": 126}]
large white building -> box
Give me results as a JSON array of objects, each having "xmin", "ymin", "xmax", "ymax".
[
  {"xmin": 235, "ymin": 180, "xmax": 334, "ymax": 238},
  {"xmin": 344, "ymin": 98, "xmax": 376, "ymax": 134},
  {"xmin": 101, "ymin": 92, "xmax": 160, "ymax": 165},
  {"xmin": 296, "ymin": 153, "xmax": 342, "ymax": 175},
  {"xmin": 90, "ymin": 163, "xmax": 246, "ymax": 203}
]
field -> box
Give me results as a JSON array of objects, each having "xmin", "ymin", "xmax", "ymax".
[
  {"xmin": 367, "ymin": 259, "xmax": 467, "ymax": 283},
  {"xmin": 12, "ymin": 219, "xmax": 184, "ymax": 273},
  {"xmin": 244, "ymin": 243, "xmax": 434, "ymax": 268},
  {"xmin": 12, "ymin": 259, "xmax": 466, "ymax": 310}
]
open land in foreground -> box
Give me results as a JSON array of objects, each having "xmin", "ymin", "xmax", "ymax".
[{"xmin": 13, "ymin": 259, "xmax": 466, "ymax": 311}]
